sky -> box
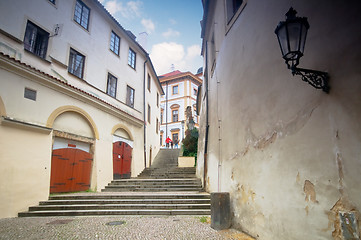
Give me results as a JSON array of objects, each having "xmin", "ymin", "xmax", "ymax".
[{"xmin": 98, "ymin": 0, "xmax": 204, "ymax": 76}]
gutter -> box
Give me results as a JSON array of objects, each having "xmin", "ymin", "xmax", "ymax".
[
  {"xmin": 143, "ymin": 59, "xmax": 148, "ymax": 168},
  {"xmin": 203, "ymin": 41, "xmax": 210, "ymax": 191}
]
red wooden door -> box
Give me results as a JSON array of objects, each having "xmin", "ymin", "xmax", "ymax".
[
  {"xmin": 71, "ymin": 149, "xmax": 93, "ymax": 192},
  {"xmin": 113, "ymin": 141, "xmax": 123, "ymax": 179},
  {"xmin": 50, "ymin": 148, "xmax": 92, "ymax": 193},
  {"xmin": 122, "ymin": 142, "xmax": 132, "ymax": 178},
  {"xmin": 112, "ymin": 141, "xmax": 132, "ymax": 179}
]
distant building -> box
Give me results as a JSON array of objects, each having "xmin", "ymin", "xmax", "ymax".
[
  {"xmin": 0, "ymin": 0, "xmax": 163, "ymax": 218},
  {"xmin": 198, "ymin": 0, "xmax": 361, "ymax": 239},
  {"xmin": 159, "ymin": 70, "xmax": 202, "ymax": 147}
]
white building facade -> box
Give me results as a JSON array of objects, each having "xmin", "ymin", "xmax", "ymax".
[
  {"xmin": 159, "ymin": 71, "xmax": 202, "ymax": 147},
  {"xmin": 0, "ymin": 0, "xmax": 163, "ymax": 218}
]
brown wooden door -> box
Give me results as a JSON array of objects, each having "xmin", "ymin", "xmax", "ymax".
[
  {"xmin": 113, "ymin": 141, "xmax": 123, "ymax": 179},
  {"xmin": 113, "ymin": 141, "xmax": 132, "ymax": 179},
  {"xmin": 122, "ymin": 142, "xmax": 132, "ymax": 178},
  {"xmin": 50, "ymin": 148, "xmax": 92, "ymax": 193}
]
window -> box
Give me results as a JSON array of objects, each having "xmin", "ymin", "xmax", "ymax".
[
  {"xmin": 128, "ymin": 48, "xmax": 136, "ymax": 69},
  {"xmin": 225, "ymin": 0, "xmax": 246, "ymax": 31},
  {"xmin": 157, "ymin": 93, "xmax": 159, "ymax": 107},
  {"xmin": 156, "ymin": 118, "xmax": 159, "ymax": 134},
  {"xmin": 24, "ymin": 21, "xmax": 49, "ymax": 59},
  {"xmin": 147, "ymin": 74, "xmax": 151, "ymax": 92},
  {"xmin": 160, "ymin": 110, "xmax": 163, "ymax": 124},
  {"xmin": 172, "ymin": 133, "xmax": 179, "ymax": 143},
  {"xmin": 48, "ymin": 0, "xmax": 55, "ymax": 4},
  {"xmin": 193, "ymin": 88, "xmax": 198, "ymax": 96},
  {"xmin": 172, "ymin": 85, "xmax": 178, "ymax": 95},
  {"xmin": 126, "ymin": 86, "xmax": 135, "ymax": 108},
  {"xmin": 148, "ymin": 104, "xmax": 151, "ymax": 123},
  {"xmin": 110, "ymin": 31, "xmax": 120, "ymax": 55},
  {"xmin": 172, "ymin": 109, "xmax": 178, "ymax": 122},
  {"xmin": 74, "ymin": 0, "xmax": 90, "ymax": 30},
  {"xmin": 24, "ymin": 88, "xmax": 37, "ymax": 101},
  {"xmin": 68, "ymin": 48, "xmax": 85, "ymax": 79},
  {"xmin": 106, "ymin": 73, "xmax": 117, "ymax": 98}
]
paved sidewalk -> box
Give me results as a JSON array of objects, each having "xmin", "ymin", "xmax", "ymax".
[{"xmin": 0, "ymin": 216, "xmax": 255, "ymax": 240}]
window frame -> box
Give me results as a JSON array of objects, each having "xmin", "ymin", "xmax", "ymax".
[
  {"xmin": 68, "ymin": 48, "xmax": 85, "ymax": 79},
  {"xmin": 110, "ymin": 31, "xmax": 120, "ymax": 55},
  {"xmin": 156, "ymin": 118, "xmax": 159, "ymax": 134},
  {"xmin": 24, "ymin": 87, "xmax": 37, "ymax": 101},
  {"xmin": 160, "ymin": 109, "xmax": 164, "ymax": 124},
  {"xmin": 172, "ymin": 132, "xmax": 179, "ymax": 143},
  {"xmin": 172, "ymin": 109, "xmax": 178, "ymax": 122},
  {"xmin": 126, "ymin": 85, "xmax": 135, "ymax": 108},
  {"xmin": 172, "ymin": 85, "xmax": 179, "ymax": 95},
  {"xmin": 128, "ymin": 48, "xmax": 136, "ymax": 69},
  {"xmin": 74, "ymin": 0, "xmax": 90, "ymax": 30},
  {"xmin": 23, "ymin": 21, "xmax": 49, "ymax": 59},
  {"xmin": 147, "ymin": 74, "xmax": 151, "ymax": 92},
  {"xmin": 157, "ymin": 93, "xmax": 159, "ymax": 107},
  {"xmin": 225, "ymin": 0, "xmax": 247, "ymax": 34},
  {"xmin": 147, "ymin": 104, "xmax": 151, "ymax": 123},
  {"xmin": 106, "ymin": 73, "xmax": 118, "ymax": 98}
]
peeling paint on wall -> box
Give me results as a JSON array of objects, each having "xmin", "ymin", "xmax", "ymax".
[
  {"xmin": 304, "ymin": 180, "xmax": 319, "ymax": 203},
  {"xmin": 327, "ymin": 198, "xmax": 360, "ymax": 240},
  {"xmin": 228, "ymin": 100, "xmax": 320, "ymax": 161}
]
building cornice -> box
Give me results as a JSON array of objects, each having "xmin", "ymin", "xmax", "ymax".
[
  {"xmin": 0, "ymin": 53, "xmax": 144, "ymax": 127},
  {"xmin": 159, "ymin": 72, "xmax": 203, "ymax": 85}
]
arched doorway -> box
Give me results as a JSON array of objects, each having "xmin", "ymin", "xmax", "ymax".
[
  {"xmin": 112, "ymin": 127, "xmax": 133, "ymax": 179},
  {"xmin": 47, "ymin": 107, "xmax": 97, "ymax": 193}
]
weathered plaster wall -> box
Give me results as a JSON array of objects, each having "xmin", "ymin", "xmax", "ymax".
[{"xmin": 198, "ymin": 0, "xmax": 361, "ymax": 239}]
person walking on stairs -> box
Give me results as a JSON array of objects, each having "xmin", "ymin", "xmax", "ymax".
[{"xmin": 166, "ymin": 136, "xmax": 172, "ymax": 148}]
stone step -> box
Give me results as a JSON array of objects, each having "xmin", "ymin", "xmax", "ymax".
[
  {"xmin": 101, "ymin": 187, "xmax": 203, "ymax": 192},
  {"xmin": 137, "ymin": 174, "xmax": 197, "ymax": 178},
  {"xmin": 108, "ymin": 182, "xmax": 202, "ymax": 188},
  {"xmin": 30, "ymin": 203, "xmax": 210, "ymax": 211},
  {"xmin": 111, "ymin": 178, "xmax": 200, "ymax": 183},
  {"xmin": 19, "ymin": 209, "xmax": 211, "ymax": 217},
  {"xmin": 40, "ymin": 199, "xmax": 210, "ymax": 205},
  {"xmin": 48, "ymin": 194, "xmax": 210, "ymax": 200}
]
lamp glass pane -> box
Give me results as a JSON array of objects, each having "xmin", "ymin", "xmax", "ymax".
[
  {"xmin": 287, "ymin": 22, "xmax": 302, "ymax": 56},
  {"xmin": 300, "ymin": 24, "xmax": 308, "ymax": 54},
  {"xmin": 276, "ymin": 25, "xmax": 289, "ymax": 57}
]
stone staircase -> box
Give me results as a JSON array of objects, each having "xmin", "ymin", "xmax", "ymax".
[{"xmin": 19, "ymin": 149, "xmax": 210, "ymax": 217}]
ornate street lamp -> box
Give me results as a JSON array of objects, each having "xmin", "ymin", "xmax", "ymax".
[{"xmin": 275, "ymin": 7, "xmax": 330, "ymax": 93}]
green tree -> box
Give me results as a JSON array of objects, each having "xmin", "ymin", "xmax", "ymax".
[{"xmin": 182, "ymin": 128, "xmax": 198, "ymax": 158}]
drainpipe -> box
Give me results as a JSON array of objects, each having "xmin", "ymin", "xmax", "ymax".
[
  {"xmin": 143, "ymin": 58, "xmax": 148, "ymax": 168},
  {"xmin": 166, "ymin": 81, "xmax": 168, "ymax": 141},
  {"xmin": 203, "ymin": 41, "xmax": 209, "ymax": 190}
]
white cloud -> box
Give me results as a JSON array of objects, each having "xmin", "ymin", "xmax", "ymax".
[
  {"xmin": 141, "ymin": 18, "xmax": 155, "ymax": 34},
  {"xmin": 162, "ymin": 28, "xmax": 180, "ymax": 38},
  {"xmin": 186, "ymin": 45, "xmax": 201, "ymax": 60},
  {"xmin": 104, "ymin": 0, "xmax": 142, "ymax": 18},
  {"xmin": 150, "ymin": 42, "xmax": 202, "ymax": 75}
]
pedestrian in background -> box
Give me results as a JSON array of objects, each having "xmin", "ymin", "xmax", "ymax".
[{"xmin": 166, "ymin": 136, "xmax": 171, "ymax": 148}]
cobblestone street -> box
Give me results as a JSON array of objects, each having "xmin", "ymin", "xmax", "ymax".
[{"xmin": 0, "ymin": 216, "xmax": 254, "ymax": 240}]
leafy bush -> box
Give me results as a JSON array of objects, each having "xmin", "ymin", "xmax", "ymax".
[{"xmin": 182, "ymin": 128, "xmax": 198, "ymax": 158}]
